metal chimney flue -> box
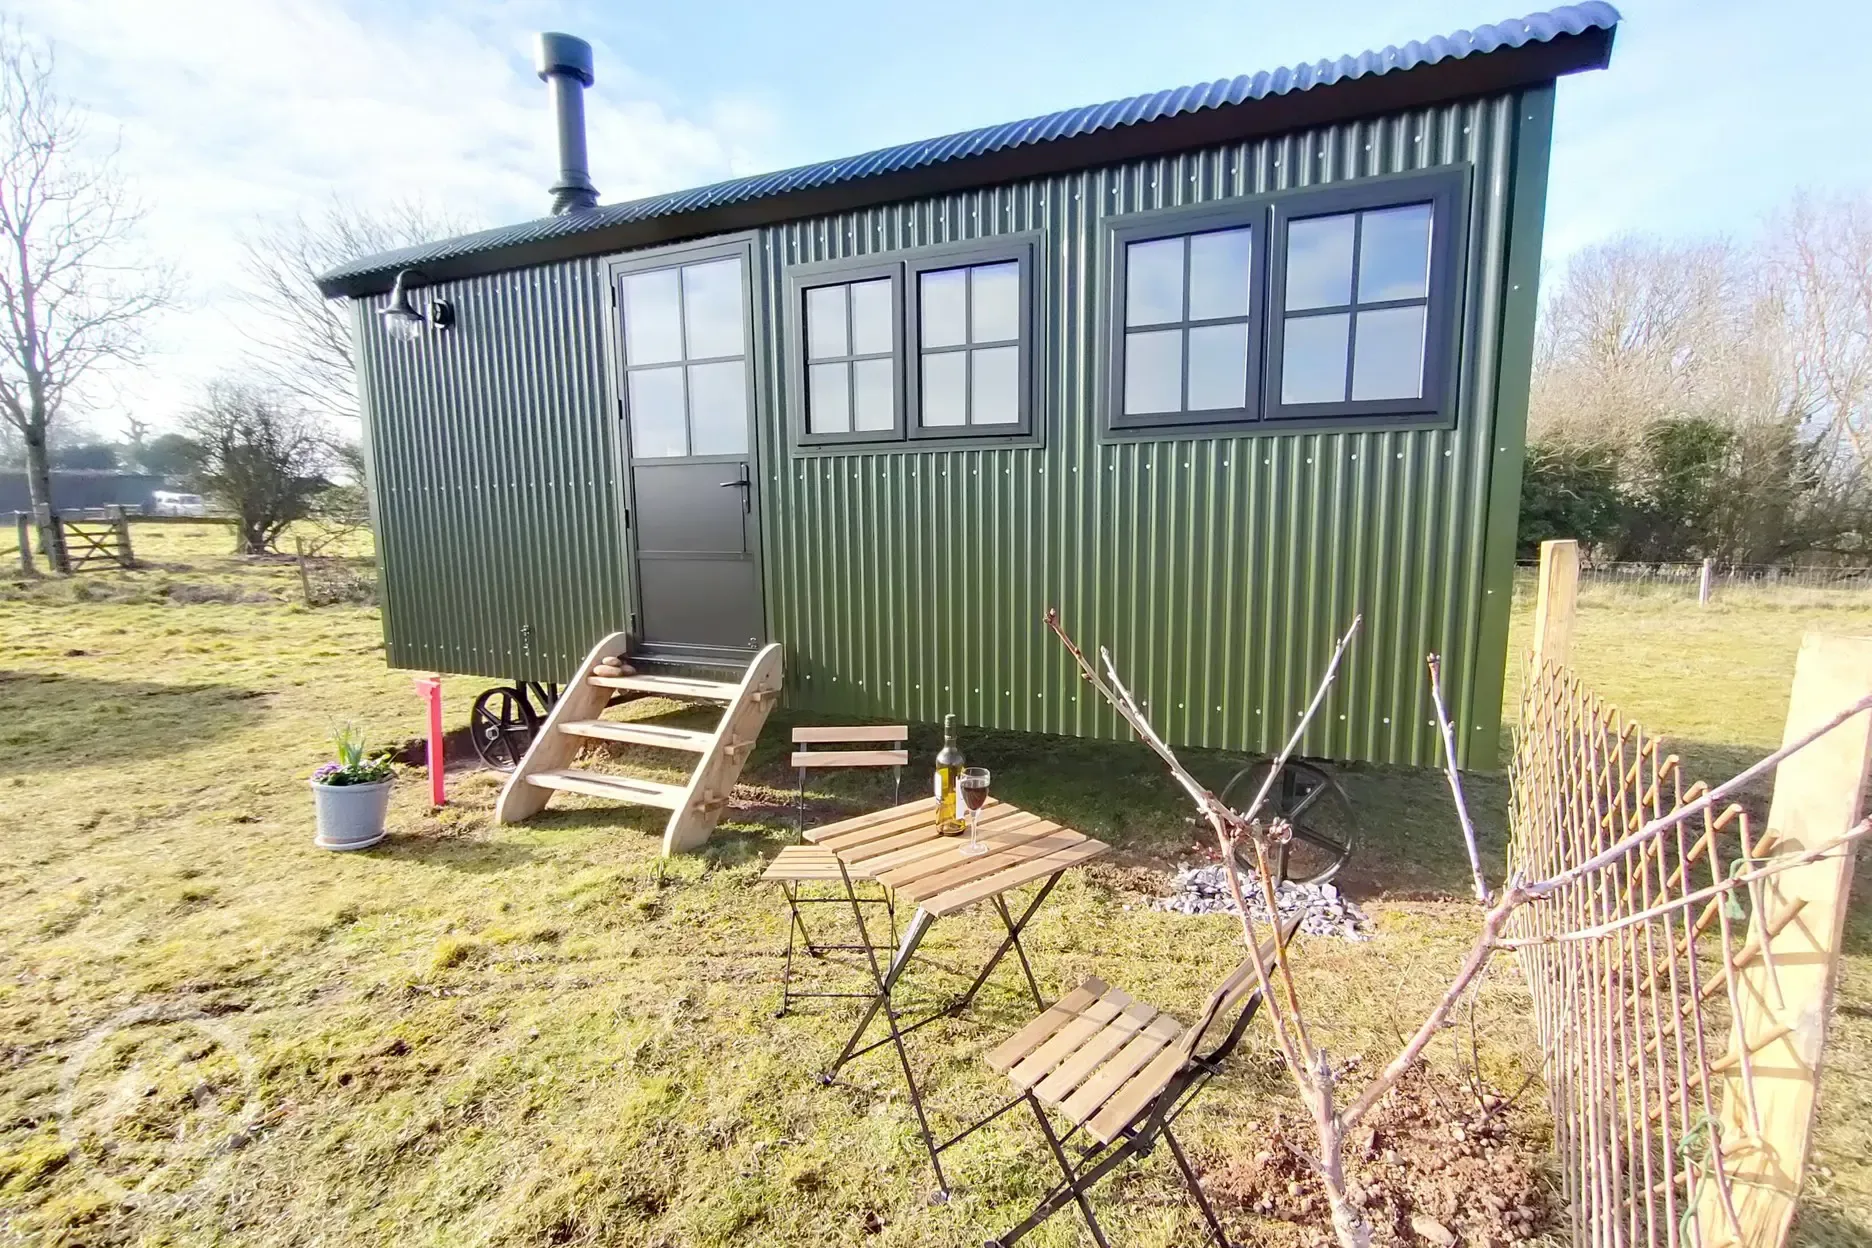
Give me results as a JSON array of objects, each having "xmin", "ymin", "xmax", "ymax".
[{"xmin": 535, "ymin": 32, "xmax": 599, "ymax": 214}]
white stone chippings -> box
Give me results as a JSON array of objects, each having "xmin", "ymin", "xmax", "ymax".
[{"xmin": 1151, "ymin": 865, "xmax": 1373, "ymax": 941}]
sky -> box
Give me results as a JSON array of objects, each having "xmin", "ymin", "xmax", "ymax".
[{"xmin": 12, "ymin": 0, "xmax": 1871, "ymax": 437}]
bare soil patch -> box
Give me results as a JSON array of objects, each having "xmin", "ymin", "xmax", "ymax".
[{"xmin": 1208, "ymin": 1065, "xmax": 1557, "ymax": 1247}]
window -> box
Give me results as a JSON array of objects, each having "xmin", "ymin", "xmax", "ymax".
[
  {"xmin": 618, "ymin": 253, "xmax": 751, "ymax": 457},
  {"xmin": 805, "ymin": 277, "xmax": 897, "ymax": 436},
  {"xmin": 1264, "ymin": 170, "xmax": 1463, "ymax": 423},
  {"xmin": 906, "ymin": 239, "xmax": 1035, "ymax": 439},
  {"xmin": 789, "ymin": 236, "xmax": 1038, "ymax": 448},
  {"xmin": 1103, "ymin": 168, "xmax": 1464, "ymax": 437},
  {"xmin": 1108, "ymin": 204, "xmax": 1263, "ymax": 430}
]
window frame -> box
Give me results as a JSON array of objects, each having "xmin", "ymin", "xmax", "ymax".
[
  {"xmin": 903, "ymin": 235, "xmax": 1039, "ymax": 442},
  {"xmin": 1104, "ymin": 201, "xmax": 1267, "ymax": 435},
  {"xmin": 785, "ymin": 255, "xmax": 906, "ymax": 448},
  {"xmin": 610, "ymin": 237, "xmax": 760, "ymax": 463},
  {"xmin": 1263, "ymin": 167, "xmax": 1467, "ymax": 426}
]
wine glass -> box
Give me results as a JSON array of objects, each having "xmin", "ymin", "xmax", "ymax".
[{"xmin": 957, "ymin": 768, "xmax": 991, "ymax": 857}]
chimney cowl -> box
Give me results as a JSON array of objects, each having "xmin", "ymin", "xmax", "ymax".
[
  {"xmin": 534, "ymin": 32, "xmax": 599, "ymax": 215},
  {"xmin": 534, "ymin": 31, "xmax": 594, "ymax": 87}
]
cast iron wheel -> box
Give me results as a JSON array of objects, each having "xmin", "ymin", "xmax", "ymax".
[
  {"xmin": 1218, "ymin": 758, "xmax": 1357, "ymax": 886},
  {"xmin": 470, "ymin": 685, "xmax": 543, "ymax": 771}
]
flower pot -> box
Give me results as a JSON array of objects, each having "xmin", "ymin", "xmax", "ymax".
[{"xmin": 311, "ymin": 778, "xmax": 393, "ymax": 850}]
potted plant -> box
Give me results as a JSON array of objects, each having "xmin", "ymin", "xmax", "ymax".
[{"xmin": 310, "ymin": 725, "xmax": 396, "ymax": 850}]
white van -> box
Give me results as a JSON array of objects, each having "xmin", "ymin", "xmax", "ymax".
[{"xmin": 151, "ymin": 491, "xmax": 208, "ymax": 516}]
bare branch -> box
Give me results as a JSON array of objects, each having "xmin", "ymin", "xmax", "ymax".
[
  {"xmin": 1522, "ymin": 688, "xmax": 1872, "ymax": 898},
  {"xmin": 1500, "ymin": 818, "xmax": 1871, "ymax": 948},
  {"xmin": 235, "ymin": 198, "xmax": 469, "ymax": 425},
  {"xmin": 1427, "ymin": 653, "xmax": 1490, "ymax": 904}
]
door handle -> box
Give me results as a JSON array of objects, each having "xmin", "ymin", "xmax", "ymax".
[{"xmin": 718, "ymin": 470, "xmax": 751, "ymax": 513}]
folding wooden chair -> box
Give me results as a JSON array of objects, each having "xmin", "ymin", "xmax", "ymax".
[
  {"xmin": 790, "ymin": 725, "xmax": 907, "ymax": 834},
  {"xmin": 953, "ymin": 917, "xmax": 1302, "ymax": 1248},
  {"xmin": 760, "ymin": 726, "xmax": 909, "ymax": 1016}
]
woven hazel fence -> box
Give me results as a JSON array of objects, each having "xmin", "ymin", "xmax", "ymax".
[{"xmin": 1508, "ymin": 541, "xmax": 1872, "ymax": 1247}]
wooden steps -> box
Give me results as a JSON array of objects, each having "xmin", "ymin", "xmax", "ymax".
[
  {"xmin": 557, "ymin": 720, "xmax": 713, "ymax": 751},
  {"xmin": 587, "ymin": 673, "xmax": 741, "ymax": 701},
  {"xmin": 495, "ymin": 634, "xmax": 784, "ymax": 854},
  {"xmin": 526, "ymin": 769, "xmax": 687, "ymax": 809}
]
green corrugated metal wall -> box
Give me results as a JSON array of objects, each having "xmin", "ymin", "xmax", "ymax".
[
  {"xmin": 355, "ymin": 86, "xmax": 1549, "ymax": 769},
  {"xmin": 354, "ymin": 259, "xmax": 629, "ymax": 678}
]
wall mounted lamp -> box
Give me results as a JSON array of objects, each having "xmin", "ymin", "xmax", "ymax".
[{"xmin": 379, "ymin": 269, "xmax": 455, "ymax": 341}]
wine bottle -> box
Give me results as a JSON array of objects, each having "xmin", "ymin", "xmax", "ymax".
[{"xmin": 934, "ymin": 713, "xmax": 965, "ymax": 834}]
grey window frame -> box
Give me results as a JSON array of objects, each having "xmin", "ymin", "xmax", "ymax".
[
  {"xmin": 1263, "ymin": 167, "xmax": 1467, "ymax": 425},
  {"xmin": 904, "ymin": 235, "xmax": 1038, "ymax": 442},
  {"xmin": 785, "ymin": 256, "xmax": 905, "ymax": 448},
  {"xmin": 611, "ymin": 237, "xmax": 760, "ymax": 462},
  {"xmin": 1105, "ymin": 201, "xmax": 1266, "ymax": 434}
]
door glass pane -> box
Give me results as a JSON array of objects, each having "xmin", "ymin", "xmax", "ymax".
[
  {"xmin": 1187, "ymin": 228, "xmax": 1253, "ymax": 321},
  {"xmin": 1186, "ymin": 322, "xmax": 1249, "ymax": 411},
  {"xmin": 970, "ymin": 262, "xmax": 1020, "ymax": 344},
  {"xmin": 806, "ymin": 285, "xmax": 848, "ymax": 360},
  {"xmin": 1285, "ymin": 214, "xmax": 1356, "ymax": 311},
  {"xmin": 850, "ymin": 279, "xmax": 893, "ymax": 355},
  {"xmin": 622, "ymin": 270, "xmax": 683, "ymax": 365},
  {"xmin": 808, "ymin": 361, "xmax": 851, "ymax": 433},
  {"xmin": 920, "ymin": 351, "xmax": 967, "ymax": 426},
  {"xmin": 1281, "ymin": 313, "xmax": 1350, "ymax": 404},
  {"xmin": 1351, "ymin": 305, "xmax": 1427, "ymax": 400},
  {"xmin": 628, "ymin": 366, "xmax": 687, "ymax": 456},
  {"xmin": 852, "ymin": 358, "xmax": 894, "ymax": 430},
  {"xmin": 970, "ymin": 345, "xmax": 1019, "ymax": 425},
  {"xmin": 682, "ymin": 258, "xmax": 744, "ymax": 359},
  {"xmin": 1357, "ymin": 203, "xmax": 1433, "ymax": 302},
  {"xmin": 1123, "ymin": 328, "xmax": 1182, "ymax": 415},
  {"xmin": 687, "ymin": 360, "xmax": 748, "ymax": 455},
  {"xmin": 1125, "ymin": 237, "xmax": 1184, "ymax": 327},
  {"xmin": 920, "ymin": 269, "xmax": 967, "ymax": 348}
]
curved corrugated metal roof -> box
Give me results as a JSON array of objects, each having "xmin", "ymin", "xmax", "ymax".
[{"xmin": 319, "ymin": 2, "xmax": 1618, "ymax": 295}]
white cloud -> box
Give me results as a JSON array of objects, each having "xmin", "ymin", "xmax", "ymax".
[{"xmin": 12, "ymin": 0, "xmax": 774, "ymax": 435}]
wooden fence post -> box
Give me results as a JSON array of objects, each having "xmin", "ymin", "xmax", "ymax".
[
  {"xmin": 1699, "ymin": 557, "xmax": 1714, "ymax": 606},
  {"xmin": 1699, "ymin": 633, "xmax": 1872, "ymax": 1246},
  {"xmin": 108, "ymin": 505, "xmax": 133, "ymax": 568},
  {"xmin": 294, "ymin": 537, "xmax": 315, "ymax": 606},
  {"xmin": 33, "ymin": 504, "xmax": 69, "ymax": 574},
  {"xmin": 14, "ymin": 512, "xmax": 34, "ymax": 577},
  {"xmin": 1531, "ymin": 538, "xmax": 1578, "ymax": 671}
]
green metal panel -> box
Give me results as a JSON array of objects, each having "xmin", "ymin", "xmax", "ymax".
[
  {"xmin": 1469, "ymin": 84, "xmax": 1556, "ymax": 767},
  {"xmin": 353, "ymin": 260, "xmax": 630, "ymax": 681},
  {"xmin": 751, "ymin": 91, "xmax": 1540, "ymax": 769}
]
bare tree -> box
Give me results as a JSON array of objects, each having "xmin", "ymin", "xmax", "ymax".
[
  {"xmin": 237, "ymin": 199, "xmax": 468, "ymax": 426},
  {"xmin": 186, "ymin": 379, "xmax": 334, "ymax": 555},
  {"xmin": 0, "ymin": 24, "xmax": 174, "ymax": 572},
  {"xmin": 1773, "ymin": 192, "xmax": 1872, "ymax": 468},
  {"xmin": 1530, "ymin": 236, "xmax": 1795, "ymax": 449}
]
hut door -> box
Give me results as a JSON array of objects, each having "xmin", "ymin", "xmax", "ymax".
[{"xmin": 614, "ymin": 245, "xmax": 764, "ymax": 662}]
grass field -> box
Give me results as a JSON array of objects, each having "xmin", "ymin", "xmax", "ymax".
[{"xmin": 2, "ymin": 526, "xmax": 1870, "ymax": 1247}]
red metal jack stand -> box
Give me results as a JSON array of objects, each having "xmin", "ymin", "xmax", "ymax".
[{"xmin": 413, "ymin": 675, "xmax": 446, "ymax": 806}]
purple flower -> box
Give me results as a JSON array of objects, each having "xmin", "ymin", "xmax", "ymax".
[{"xmin": 312, "ymin": 762, "xmax": 342, "ymax": 784}]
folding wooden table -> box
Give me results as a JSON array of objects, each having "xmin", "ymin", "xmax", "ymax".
[{"xmin": 802, "ymin": 795, "xmax": 1108, "ymax": 1196}]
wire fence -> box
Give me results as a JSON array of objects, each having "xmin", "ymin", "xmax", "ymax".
[
  {"xmin": 1508, "ymin": 660, "xmax": 1835, "ymax": 1247},
  {"xmin": 1514, "ymin": 560, "xmax": 1872, "ymax": 604}
]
